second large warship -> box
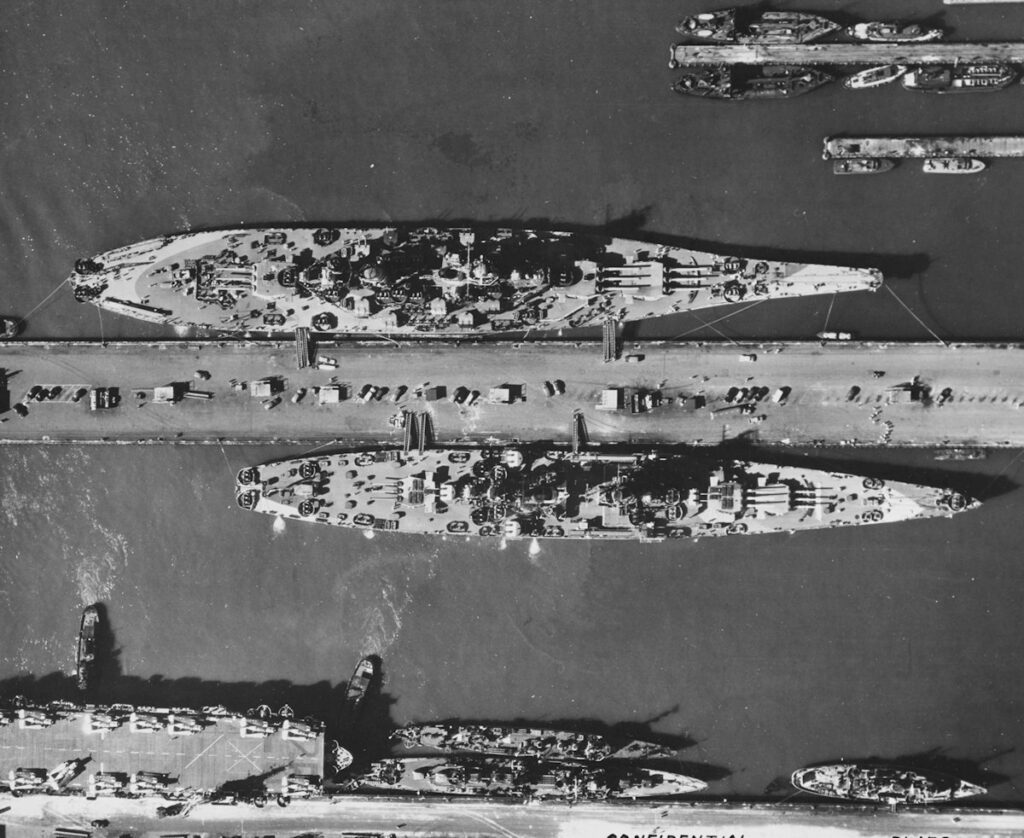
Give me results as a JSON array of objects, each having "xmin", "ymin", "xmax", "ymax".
[
  {"xmin": 235, "ymin": 445, "xmax": 976, "ymax": 541},
  {"xmin": 68, "ymin": 226, "xmax": 881, "ymax": 337}
]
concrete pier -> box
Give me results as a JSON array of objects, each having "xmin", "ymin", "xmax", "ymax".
[
  {"xmin": 2, "ymin": 339, "xmax": 1024, "ymax": 447},
  {"xmin": 2, "ymin": 793, "xmax": 1022, "ymax": 838},
  {"xmin": 825, "ymin": 135, "xmax": 1024, "ymax": 159},
  {"xmin": 669, "ymin": 41, "xmax": 1024, "ymax": 67}
]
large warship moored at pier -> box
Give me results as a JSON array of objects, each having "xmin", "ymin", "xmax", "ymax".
[
  {"xmin": 792, "ymin": 763, "xmax": 987, "ymax": 805},
  {"xmin": 676, "ymin": 9, "xmax": 840, "ymax": 44},
  {"xmin": 392, "ymin": 723, "xmax": 675, "ymax": 761},
  {"xmin": 68, "ymin": 227, "xmax": 882, "ymax": 337},
  {"xmin": 235, "ymin": 445, "xmax": 977, "ymax": 541},
  {"xmin": 672, "ymin": 64, "xmax": 834, "ymax": 99},
  {"xmin": 345, "ymin": 756, "xmax": 706, "ymax": 800}
]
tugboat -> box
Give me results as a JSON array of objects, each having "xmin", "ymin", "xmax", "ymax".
[
  {"xmin": 832, "ymin": 159, "xmax": 895, "ymax": 175},
  {"xmin": 346, "ymin": 657, "xmax": 375, "ymax": 711},
  {"xmin": 348, "ymin": 756, "xmax": 706, "ymax": 800},
  {"xmin": 76, "ymin": 605, "xmax": 99, "ymax": 691},
  {"xmin": 676, "ymin": 8, "xmax": 840, "ymax": 44},
  {"xmin": 69, "ymin": 226, "xmax": 882, "ymax": 337},
  {"xmin": 391, "ymin": 723, "xmax": 676, "ymax": 762},
  {"xmin": 792, "ymin": 762, "xmax": 986, "ymax": 805},
  {"xmin": 673, "ymin": 65, "xmax": 834, "ymax": 100},
  {"xmin": 902, "ymin": 64, "xmax": 1017, "ymax": 93},
  {"xmin": 0, "ymin": 317, "xmax": 19, "ymax": 339},
  {"xmin": 843, "ymin": 65, "xmax": 907, "ymax": 90},
  {"xmin": 235, "ymin": 445, "xmax": 977, "ymax": 542},
  {"xmin": 846, "ymin": 22, "xmax": 943, "ymax": 43},
  {"xmin": 922, "ymin": 158, "xmax": 986, "ymax": 174}
]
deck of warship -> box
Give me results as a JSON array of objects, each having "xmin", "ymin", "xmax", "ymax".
[
  {"xmin": 824, "ymin": 135, "xmax": 1024, "ymax": 159},
  {"xmin": 669, "ymin": 41, "xmax": 1024, "ymax": 66},
  {"xmin": 1, "ymin": 339, "xmax": 1024, "ymax": 447},
  {"xmin": 1, "ymin": 793, "xmax": 1022, "ymax": 838}
]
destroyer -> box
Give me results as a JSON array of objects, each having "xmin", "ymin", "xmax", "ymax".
[
  {"xmin": 392, "ymin": 723, "xmax": 675, "ymax": 761},
  {"xmin": 846, "ymin": 22, "xmax": 943, "ymax": 43},
  {"xmin": 672, "ymin": 65, "xmax": 834, "ymax": 100},
  {"xmin": 68, "ymin": 227, "xmax": 881, "ymax": 336},
  {"xmin": 792, "ymin": 762, "xmax": 986, "ymax": 805},
  {"xmin": 676, "ymin": 9, "xmax": 839, "ymax": 44},
  {"xmin": 235, "ymin": 445, "xmax": 976, "ymax": 541},
  {"xmin": 902, "ymin": 64, "xmax": 1017, "ymax": 92},
  {"xmin": 346, "ymin": 756, "xmax": 705, "ymax": 800},
  {"xmin": 843, "ymin": 65, "xmax": 907, "ymax": 90},
  {"xmin": 76, "ymin": 605, "xmax": 99, "ymax": 691}
]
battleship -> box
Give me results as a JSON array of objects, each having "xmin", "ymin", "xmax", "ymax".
[
  {"xmin": 68, "ymin": 227, "xmax": 882, "ymax": 337},
  {"xmin": 345, "ymin": 756, "xmax": 706, "ymax": 800},
  {"xmin": 792, "ymin": 763, "xmax": 987, "ymax": 805},
  {"xmin": 675, "ymin": 9, "xmax": 840, "ymax": 44},
  {"xmin": 672, "ymin": 65, "xmax": 834, "ymax": 99},
  {"xmin": 391, "ymin": 723, "xmax": 675, "ymax": 761},
  {"xmin": 235, "ymin": 445, "xmax": 977, "ymax": 541}
]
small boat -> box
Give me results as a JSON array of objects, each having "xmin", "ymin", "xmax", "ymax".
[
  {"xmin": 902, "ymin": 64, "xmax": 1017, "ymax": 93},
  {"xmin": 817, "ymin": 331, "xmax": 854, "ymax": 341},
  {"xmin": 792, "ymin": 762, "xmax": 987, "ymax": 805},
  {"xmin": 76, "ymin": 606, "xmax": 99, "ymax": 691},
  {"xmin": 922, "ymin": 158, "xmax": 986, "ymax": 174},
  {"xmin": 677, "ymin": 8, "xmax": 839, "ymax": 44},
  {"xmin": 846, "ymin": 22, "xmax": 943, "ymax": 43},
  {"xmin": 673, "ymin": 65, "xmax": 834, "ymax": 101},
  {"xmin": 0, "ymin": 317, "xmax": 19, "ymax": 340},
  {"xmin": 843, "ymin": 65, "xmax": 907, "ymax": 90},
  {"xmin": 934, "ymin": 447, "xmax": 987, "ymax": 462},
  {"xmin": 346, "ymin": 657, "xmax": 375, "ymax": 709},
  {"xmin": 832, "ymin": 159, "xmax": 895, "ymax": 175}
]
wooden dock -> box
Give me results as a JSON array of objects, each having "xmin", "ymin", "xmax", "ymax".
[
  {"xmin": 824, "ymin": 135, "xmax": 1024, "ymax": 159},
  {"xmin": 669, "ymin": 41, "xmax": 1024, "ymax": 67}
]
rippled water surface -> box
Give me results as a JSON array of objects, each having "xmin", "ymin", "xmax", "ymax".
[{"xmin": 1, "ymin": 0, "xmax": 1024, "ymax": 804}]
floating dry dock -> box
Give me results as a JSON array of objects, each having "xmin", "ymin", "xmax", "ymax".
[
  {"xmin": 3, "ymin": 340, "xmax": 1024, "ymax": 447},
  {"xmin": 670, "ymin": 41, "xmax": 1024, "ymax": 66},
  {"xmin": 824, "ymin": 135, "xmax": 1024, "ymax": 159}
]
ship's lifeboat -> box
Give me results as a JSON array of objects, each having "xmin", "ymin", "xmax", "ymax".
[
  {"xmin": 355, "ymin": 454, "xmax": 376, "ymax": 467},
  {"xmin": 862, "ymin": 477, "xmax": 885, "ymax": 490},
  {"xmin": 312, "ymin": 312, "xmax": 338, "ymax": 331},
  {"xmin": 265, "ymin": 231, "xmax": 287, "ymax": 246},
  {"xmin": 726, "ymin": 522, "xmax": 749, "ymax": 534},
  {"xmin": 236, "ymin": 490, "xmax": 259, "ymax": 510},
  {"xmin": 448, "ymin": 451, "xmax": 472, "ymax": 464},
  {"xmin": 542, "ymin": 526, "xmax": 566, "ymax": 538},
  {"xmin": 298, "ymin": 499, "xmax": 321, "ymax": 517},
  {"xmin": 668, "ymin": 526, "xmax": 693, "ymax": 538},
  {"xmin": 263, "ymin": 311, "xmax": 286, "ymax": 326},
  {"xmin": 237, "ymin": 467, "xmax": 259, "ymax": 486},
  {"xmin": 447, "ymin": 521, "xmax": 470, "ymax": 534},
  {"xmin": 299, "ymin": 461, "xmax": 320, "ymax": 480},
  {"xmin": 353, "ymin": 513, "xmax": 376, "ymax": 527},
  {"xmin": 478, "ymin": 524, "xmax": 496, "ymax": 536}
]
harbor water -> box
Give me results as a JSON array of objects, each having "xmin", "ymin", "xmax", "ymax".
[{"xmin": 1, "ymin": 0, "xmax": 1024, "ymax": 805}]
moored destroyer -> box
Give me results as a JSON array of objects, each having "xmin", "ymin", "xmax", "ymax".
[
  {"xmin": 902, "ymin": 64, "xmax": 1017, "ymax": 93},
  {"xmin": 345, "ymin": 756, "xmax": 705, "ymax": 800},
  {"xmin": 76, "ymin": 605, "xmax": 99, "ymax": 691},
  {"xmin": 792, "ymin": 762, "xmax": 986, "ymax": 805},
  {"xmin": 846, "ymin": 22, "xmax": 944, "ymax": 43},
  {"xmin": 843, "ymin": 65, "xmax": 907, "ymax": 90},
  {"xmin": 68, "ymin": 227, "xmax": 882, "ymax": 337},
  {"xmin": 676, "ymin": 8, "xmax": 839, "ymax": 44},
  {"xmin": 672, "ymin": 65, "xmax": 834, "ymax": 100},
  {"xmin": 391, "ymin": 723, "xmax": 675, "ymax": 762},
  {"xmin": 235, "ymin": 445, "xmax": 977, "ymax": 541}
]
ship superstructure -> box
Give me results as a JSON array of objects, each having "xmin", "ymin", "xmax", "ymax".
[
  {"xmin": 345, "ymin": 756, "xmax": 705, "ymax": 800},
  {"xmin": 392, "ymin": 723, "xmax": 676, "ymax": 761},
  {"xmin": 69, "ymin": 227, "xmax": 881, "ymax": 337},
  {"xmin": 792, "ymin": 763, "xmax": 986, "ymax": 805},
  {"xmin": 235, "ymin": 445, "xmax": 976, "ymax": 541}
]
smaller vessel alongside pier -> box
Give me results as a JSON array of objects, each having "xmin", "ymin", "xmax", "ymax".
[
  {"xmin": 832, "ymin": 158, "xmax": 894, "ymax": 175},
  {"xmin": 922, "ymin": 157, "xmax": 986, "ymax": 174},
  {"xmin": 676, "ymin": 9, "xmax": 840, "ymax": 44},
  {"xmin": 672, "ymin": 65, "xmax": 834, "ymax": 99},
  {"xmin": 846, "ymin": 22, "xmax": 944, "ymax": 43},
  {"xmin": 347, "ymin": 756, "xmax": 706, "ymax": 800},
  {"xmin": 843, "ymin": 64, "xmax": 907, "ymax": 89},
  {"xmin": 346, "ymin": 657, "xmax": 376, "ymax": 711},
  {"xmin": 901, "ymin": 63, "xmax": 1017, "ymax": 92},
  {"xmin": 792, "ymin": 763, "xmax": 986, "ymax": 805},
  {"xmin": 0, "ymin": 317, "xmax": 19, "ymax": 340},
  {"xmin": 392, "ymin": 723, "xmax": 676, "ymax": 762}
]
